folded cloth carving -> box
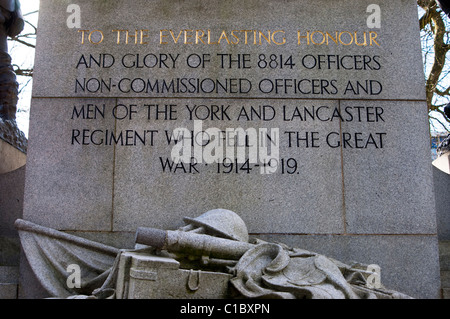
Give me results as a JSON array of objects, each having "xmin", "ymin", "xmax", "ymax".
[{"xmin": 15, "ymin": 209, "xmax": 412, "ymax": 299}]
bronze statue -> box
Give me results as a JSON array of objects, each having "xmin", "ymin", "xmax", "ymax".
[{"xmin": 0, "ymin": 0, "xmax": 23, "ymax": 121}]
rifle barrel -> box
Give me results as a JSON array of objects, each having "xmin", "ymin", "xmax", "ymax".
[{"xmin": 135, "ymin": 227, "xmax": 253, "ymax": 260}]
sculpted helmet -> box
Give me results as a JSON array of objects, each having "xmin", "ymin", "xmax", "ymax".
[{"xmin": 182, "ymin": 209, "xmax": 249, "ymax": 243}]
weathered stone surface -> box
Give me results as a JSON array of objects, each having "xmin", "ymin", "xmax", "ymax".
[
  {"xmin": 340, "ymin": 100, "xmax": 436, "ymax": 234},
  {"xmin": 26, "ymin": 0, "xmax": 433, "ymax": 233},
  {"xmin": 0, "ymin": 283, "xmax": 17, "ymax": 299},
  {"xmin": 21, "ymin": 0, "xmax": 440, "ymax": 299},
  {"xmin": 33, "ymin": 0, "xmax": 424, "ymax": 101},
  {"xmin": 23, "ymin": 98, "xmax": 115, "ymax": 230},
  {"xmin": 0, "ymin": 266, "xmax": 18, "ymax": 283},
  {"xmin": 112, "ymin": 98, "xmax": 344, "ymax": 233},
  {"xmin": 0, "ymin": 139, "xmax": 26, "ymax": 174},
  {"xmin": 0, "ymin": 166, "xmax": 25, "ymax": 231},
  {"xmin": 434, "ymin": 167, "xmax": 450, "ymax": 240}
]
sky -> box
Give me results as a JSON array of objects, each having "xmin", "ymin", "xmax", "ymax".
[{"xmin": 9, "ymin": 0, "xmax": 40, "ymax": 137}]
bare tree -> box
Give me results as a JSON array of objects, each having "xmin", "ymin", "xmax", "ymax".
[
  {"xmin": 9, "ymin": 9, "xmax": 36, "ymax": 79},
  {"xmin": 418, "ymin": 0, "xmax": 450, "ymax": 132}
]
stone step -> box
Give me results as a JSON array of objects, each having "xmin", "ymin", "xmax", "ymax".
[
  {"xmin": 0, "ymin": 266, "xmax": 18, "ymax": 284},
  {"xmin": 441, "ymin": 271, "xmax": 450, "ymax": 289},
  {"xmin": 441, "ymin": 256, "xmax": 450, "ymax": 271},
  {"xmin": 439, "ymin": 240, "xmax": 450, "ymax": 252},
  {"xmin": 0, "ymin": 266, "xmax": 19, "ymax": 299},
  {"xmin": 439, "ymin": 241, "xmax": 450, "ymax": 271},
  {"xmin": 0, "ymin": 283, "xmax": 18, "ymax": 299},
  {"xmin": 443, "ymin": 288, "xmax": 450, "ymax": 300}
]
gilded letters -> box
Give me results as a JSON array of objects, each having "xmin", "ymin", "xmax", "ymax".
[
  {"xmin": 77, "ymin": 28, "xmax": 379, "ymax": 46},
  {"xmin": 297, "ymin": 30, "xmax": 380, "ymax": 47}
]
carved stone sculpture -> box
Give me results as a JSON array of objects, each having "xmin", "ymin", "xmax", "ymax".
[{"xmin": 15, "ymin": 209, "xmax": 413, "ymax": 299}]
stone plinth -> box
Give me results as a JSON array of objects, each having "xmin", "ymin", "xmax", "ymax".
[{"xmin": 21, "ymin": 0, "xmax": 440, "ymax": 298}]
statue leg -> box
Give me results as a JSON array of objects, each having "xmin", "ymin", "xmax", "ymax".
[
  {"xmin": 0, "ymin": 9, "xmax": 19, "ymax": 122},
  {"xmin": 0, "ymin": 50, "xmax": 19, "ymax": 121}
]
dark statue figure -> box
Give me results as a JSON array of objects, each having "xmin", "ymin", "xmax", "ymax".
[
  {"xmin": 0, "ymin": 0, "xmax": 23, "ymax": 121},
  {"xmin": 0, "ymin": 0, "xmax": 27, "ymax": 153}
]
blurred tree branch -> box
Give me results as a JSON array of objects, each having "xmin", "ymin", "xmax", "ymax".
[
  {"xmin": 418, "ymin": 0, "xmax": 450, "ymax": 131},
  {"xmin": 9, "ymin": 9, "xmax": 37, "ymax": 78}
]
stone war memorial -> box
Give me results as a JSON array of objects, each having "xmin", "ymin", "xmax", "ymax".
[{"xmin": 16, "ymin": 0, "xmax": 441, "ymax": 299}]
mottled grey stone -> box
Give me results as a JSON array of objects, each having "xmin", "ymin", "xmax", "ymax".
[
  {"xmin": 340, "ymin": 101, "xmax": 437, "ymax": 234},
  {"xmin": 0, "ymin": 165, "xmax": 25, "ymax": 238},
  {"xmin": 0, "ymin": 266, "xmax": 18, "ymax": 283},
  {"xmin": 0, "ymin": 237, "xmax": 20, "ymax": 265},
  {"xmin": 18, "ymin": 249, "xmax": 51, "ymax": 299},
  {"xmin": 112, "ymin": 98, "xmax": 343, "ymax": 233},
  {"xmin": 21, "ymin": 0, "xmax": 440, "ymax": 299},
  {"xmin": 117, "ymin": 252, "xmax": 233, "ymax": 299},
  {"xmin": 443, "ymin": 288, "xmax": 450, "ymax": 299},
  {"xmin": 434, "ymin": 167, "xmax": 450, "ymax": 240},
  {"xmin": 441, "ymin": 271, "xmax": 450, "ymax": 289},
  {"xmin": 23, "ymin": 98, "xmax": 115, "ymax": 231},
  {"xmin": 0, "ymin": 283, "xmax": 17, "ymax": 299},
  {"xmin": 33, "ymin": 0, "xmax": 425, "ymax": 101},
  {"xmin": 439, "ymin": 241, "xmax": 450, "ymax": 270},
  {"xmin": 65, "ymin": 230, "xmax": 135, "ymax": 250}
]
